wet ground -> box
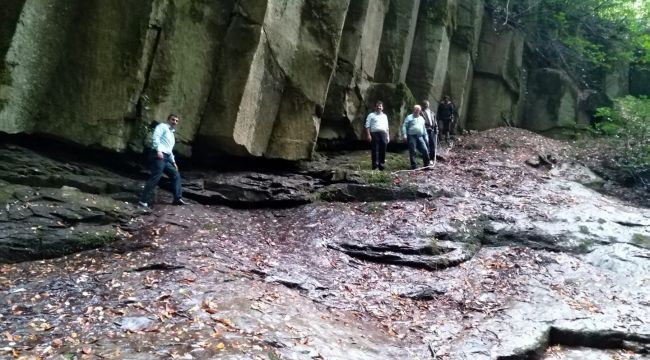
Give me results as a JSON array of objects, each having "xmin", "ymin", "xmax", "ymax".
[{"xmin": 1, "ymin": 128, "xmax": 649, "ymax": 359}]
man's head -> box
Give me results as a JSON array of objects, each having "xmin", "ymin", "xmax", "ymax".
[
  {"xmin": 442, "ymin": 95, "xmax": 451, "ymax": 102},
  {"xmin": 422, "ymin": 100, "xmax": 430, "ymax": 108},
  {"xmin": 374, "ymin": 101, "xmax": 384, "ymax": 113},
  {"xmin": 167, "ymin": 114, "xmax": 180, "ymax": 128},
  {"xmin": 412, "ymin": 104, "xmax": 421, "ymax": 116}
]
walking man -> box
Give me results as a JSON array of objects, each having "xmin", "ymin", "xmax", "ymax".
[
  {"xmin": 421, "ymin": 99, "xmax": 438, "ymax": 161},
  {"xmin": 401, "ymin": 105, "xmax": 430, "ymax": 169},
  {"xmin": 139, "ymin": 114, "xmax": 186, "ymax": 208},
  {"xmin": 437, "ymin": 95, "xmax": 456, "ymax": 144},
  {"xmin": 364, "ymin": 101, "xmax": 390, "ymax": 171}
]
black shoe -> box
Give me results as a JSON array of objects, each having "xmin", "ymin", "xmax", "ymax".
[{"xmin": 172, "ymin": 199, "xmax": 187, "ymax": 206}]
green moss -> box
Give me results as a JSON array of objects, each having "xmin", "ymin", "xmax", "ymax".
[
  {"xmin": 576, "ymin": 239, "xmax": 595, "ymax": 253},
  {"xmin": 359, "ymin": 170, "xmax": 392, "ymax": 184},
  {"xmin": 0, "ymin": 61, "xmax": 10, "ymax": 86},
  {"xmin": 202, "ymin": 222, "xmax": 218, "ymax": 231},
  {"xmin": 64, "ymin": 229, "xmax": 117, "ymax": 253},
  {"xmin": 360, "ymin": 203, "xmax": 385, "ymax": 215},
  {"xmin": 632, "ymin": 233, "xmax": 650, "ymax": 248}
]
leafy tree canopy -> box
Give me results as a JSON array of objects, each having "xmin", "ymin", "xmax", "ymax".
[{"xmin": 487, "ymin": 0, "xmax": 650, "ymax": 87}]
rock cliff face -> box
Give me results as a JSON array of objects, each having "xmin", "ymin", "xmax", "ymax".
[{"xmin": 0, "ymin": 0, "xmax": 637, "ymax": 160}]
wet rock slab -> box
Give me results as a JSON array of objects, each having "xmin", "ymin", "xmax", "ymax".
[{"xmin": 0, "ymin": 181, "xmax": 145, "ymax": 263}]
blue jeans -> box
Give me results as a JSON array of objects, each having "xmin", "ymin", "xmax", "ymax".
[
  {"xmin": 370, "ymin": 131, "xmax": 388, "ymax": 170},
  {"xmin": 407, "ymin": 134, "xmax": 430, "ymax": 169},
  {"xmin": 140, "ymin": 152, "xmax": 182, "ymax": 204}
]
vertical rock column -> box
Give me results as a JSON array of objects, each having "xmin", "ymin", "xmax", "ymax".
[
  {"xmin": 30, "ymin": 0, "xmax": 156, "ymax": 150},
  {"xmin": 374, "ymin": 0, "xmax": 421, "ymax": 84},
  {"xmin": 467, "ymin": 14, "xmax": 524, "ymax": 130},
  {"xmin": 142, "ymin": 0, "xmax": 233, "ymax": 157},
  {"xmin": 200, "ymin": 0, "xmax": 350, "ymax": 160},
  {"xmin": 0, "ymin": 0, "xmax": 26, "ymax": 123},
  {"xmin": 0, "ymin": 0, "xmax": 73, "ymax": 134},
  {"xmin": 405, "ymin": 0, "xmax": 454, "ymax": 103},
  {"xmin": 446, "ymin": 0, "xmax": 483, "ymax": 130},
  {"xmin": 265, "ymin": 0, "xmax": 351, "ymax": 159},
  {"xmin": 198, "ymin": 1, "xmax": 272, "ymax": 158},
  {"xmin": 320, "ymin": 0, "xmax": 389, "ymax": 142}
]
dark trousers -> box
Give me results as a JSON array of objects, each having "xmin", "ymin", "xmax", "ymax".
[
  {"xmin": 407, "ymin": 134, "xmax": 430, "ymax": 169},
  {"xmin": 440, "ymin": 118, "xmax": 452, "ymax": 142},
  {"xmin": 426, "ymin": 128, "xmax": 437, "ymax": 160},
  {"xmin": 370, "ymin": 131, "xmax": 388, "ymax": 170},
  {"xmin": 140, "ymin": 152, "xmax": 182, "ymax": 204}
]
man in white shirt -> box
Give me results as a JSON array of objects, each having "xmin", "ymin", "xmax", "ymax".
[
  {"xmin": 139, "ymin": 114, "xmax": 186, "ymax": 208},
  {"xmin": 364, "ymin": 101, "xmax": 390, "ymax": 171}
]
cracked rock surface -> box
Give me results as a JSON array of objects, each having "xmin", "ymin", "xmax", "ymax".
[{"xmin": 0, "ymin": 129, "xmax": 648, "ymax": 359}]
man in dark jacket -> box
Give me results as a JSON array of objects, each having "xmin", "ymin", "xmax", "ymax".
[{"xmin": 437, "ymin": 95, "xmax": 455, "ymax": 144}]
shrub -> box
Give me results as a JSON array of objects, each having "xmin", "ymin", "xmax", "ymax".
[{"xmin": 594, "ymin": 96, "xmax": 650, "ymax": 186}]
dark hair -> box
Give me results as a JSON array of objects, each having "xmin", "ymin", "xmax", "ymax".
[
  {"xmin": 442, "ymin": 96, "xmax": 451, "ymax": 101},
  {"xmin": 167, "ymin": 113, "xmax": 179, "ymax": 120},
  {"xmin": 375, "ymin": 101, "xmax": 383, "ymax": 106}
]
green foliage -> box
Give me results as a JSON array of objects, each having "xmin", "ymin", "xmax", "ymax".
[
  {"xmin": 486, "ymin": 0, "xmax": 650, "ymax": 87},
  {"xmin": 594, "ymin": 95, "xmax": 650, "ymax": 184}
]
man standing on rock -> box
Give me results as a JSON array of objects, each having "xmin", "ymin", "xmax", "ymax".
[
  {"xmin": 401, "ymin": 104, "xmax": 430, "ymax": 169},
  {"xmin": 364, "ymin": 101, "xmax": 390, "ymax": 171},
  {"xmin": 421, "ymin": 99, "xmax": 438, "ymax": 161},
  {"xmin": 139, "ymin": 114, "xmax": 186, "ymax": 208}
]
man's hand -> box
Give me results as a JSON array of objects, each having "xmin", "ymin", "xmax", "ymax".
[{"xmin": 157, "ymin": 151, "xmax": 163, "ymax": 159}]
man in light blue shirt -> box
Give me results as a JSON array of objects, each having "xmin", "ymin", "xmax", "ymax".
[
  {"xmin": 139, "ymin": 114, "xmax": 185, "ymax": 207},
  {"xmin": 364, "ymin": 101, "xmax": 390, "ymax": 170},
  {"xmin": 401, "ymin": 105, "xmax": 430, "ymax": 169}
]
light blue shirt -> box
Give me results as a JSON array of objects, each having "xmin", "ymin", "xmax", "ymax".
[
  {"xmin": 402, "ymin": 114, "xmax": 428, "ymax": 138},
  {"xmin": 152, "ymin": 123, "xmax": 176, "ymax": 163},
  {"xmin": 364, "ymin": 112, "xmax": 389, "ymax": 133}
]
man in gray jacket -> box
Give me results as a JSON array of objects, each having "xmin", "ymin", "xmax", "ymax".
[{"xmin": 401, "ymin": 105, "xmax": 430, "ymax": 169}]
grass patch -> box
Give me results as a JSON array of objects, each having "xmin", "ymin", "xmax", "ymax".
[
  {"xmin": 356, "ymin": 152, "xmax": 412, "ymax": 171},
  {"xmin": 359, "ymin": 170, "xmax": 393, "ymax": 184}
]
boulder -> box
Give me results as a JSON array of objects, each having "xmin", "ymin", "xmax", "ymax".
[{"xmin": 0, "ymin": 182, "xmax": 144, "ymax": 263}]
